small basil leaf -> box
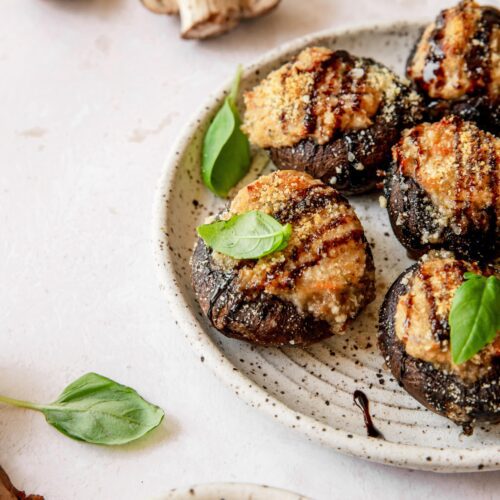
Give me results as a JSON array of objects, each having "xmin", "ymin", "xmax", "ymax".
[
  {"xmin": 202, "ymin": 66, "xmax": 251, "ymax": 198},
  {"xmin": 450, "ymin": 274, "xmax": 500, "ymax": 365},
  {"xmin": 197, "ymin": 210, "xmax": 292, "ymax": 260},
  {"xmin": 42, "ymin": 373, "xmax": 164, "ymax": 445},
  {"xmin": 0, "ymin": 373, "xmax": 164, "ymax": 445}
]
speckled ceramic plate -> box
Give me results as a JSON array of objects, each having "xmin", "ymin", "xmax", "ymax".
[
  {"xmin": 153, "ymin": 21, "xmax": 500, "ymax": 472},
  {"xmin": 163, "ymin": 483, "xmax": 307, "ymax": 500}
]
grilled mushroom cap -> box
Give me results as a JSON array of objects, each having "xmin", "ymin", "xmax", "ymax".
[
  {"xmin": 378, "ymin": 251, "xmax": 500, "ymax": 431},
  {"xmin": 242, "ymin": 48, "xmax": 423, "ymax": 195},
  {"xmin": 385, "ymin": 115, "xmax": 499, "ymax": 262},
  {"xmin": 191, "ymin": 170, "xmax": 375, "ymax": 346},
  {"xmin": 407, "ymin": 0, "xmax": 500, "ymax": 134}
]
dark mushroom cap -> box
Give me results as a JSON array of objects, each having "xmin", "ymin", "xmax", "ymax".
[
  {"xmin": 385, "ymin": 115, "xmax": 499, "ymax": 262},
  {"xmin": 243, "ymin": 47, "xmax": 423, "ymax": 195},
  {"xmin": 406, "ymin": 0, "xmax": 500, "ymax": 134},
  {"xmin": 192, "ymin": 170, "xmax": 375, "ymax": 346},
  {"xmin": 378, "ymin": 251, "xmax": 500, "ymax": 430}
]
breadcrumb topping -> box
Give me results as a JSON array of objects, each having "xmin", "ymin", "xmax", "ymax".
[
  {"xmin": 242, "ymin": 47, "xmax": 419, "ymax": 148},
  {"xmin": 394, "ymin": 251, "xmax": 499, "ymax": 383},
  {"xmin": 393, "ymin": 116, "xmax": 499, "ymax": 243},
  {"xmin": 408, "ymin": 0, "xmax": 499, "ymax": 101},
  {"xmin": 214, "ymin": 171, "xmax": 375, "ymax": 334}
]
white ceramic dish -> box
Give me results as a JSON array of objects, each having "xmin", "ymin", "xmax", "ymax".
[
  {"xmin": 163, "ymin": 483, "xmax": 307, "ymax": 500},
  {"xmin": 153, "ymin": 21, "xmax": 500, "ymax": 472}
]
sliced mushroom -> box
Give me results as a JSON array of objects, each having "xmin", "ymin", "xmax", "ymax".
[{"xmin": 141, "ymin": 0, "xmax": 281, "ymax": 39}]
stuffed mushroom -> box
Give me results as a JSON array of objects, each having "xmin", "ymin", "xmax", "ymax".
[
  {"xmin": 191, "ymin": 170, "xmax": 375, "ymax": 346},
  {"xmin": 385, "ymin": 115, "xmax": 499, "ymax": 262},
  {"xmin": 242, "ymin": 47, "xmax": 423, "ymax": 195},
  {"xmin": 379, "ymin": 251, "xmax": 500, "ymax": 432},
  {"xmin": 407, "ymin": 0, "xmax": 499, "ymax": 134}
]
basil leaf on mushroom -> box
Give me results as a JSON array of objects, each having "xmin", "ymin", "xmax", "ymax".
[
  {"xmin": 197, "ymin": 210, "xmax": 292, "ymax": 259},
  {"xmin": 450, "ymin": 273, "xmax": 500, "ymax": 365}
]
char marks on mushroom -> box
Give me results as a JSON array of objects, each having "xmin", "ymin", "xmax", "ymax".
[
  {"xmin": 407, "ymin": 0, "xmax": 500, "ymax": 132},
  {"xmin": 379, "ymin": 251, "xmax": 500, "ymax": 430},
  {"xmin": 243, "ymin": 47, "xmax": 423, "ymax": 195},
  {"xmin": 386, "ymin": 115, "xmax": 499, "ymax": 261},
  {"xmin": 192, "ymin": 170, "xmax": 375, "ymax": 346}
]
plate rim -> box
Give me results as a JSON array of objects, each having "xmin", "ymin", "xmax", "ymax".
[
  {"xmin": 164, "ymin": 482, "xmax": 308, "ymax": 499},
  {"xmin": 152, "ymin": 20, "xmax": 500, "ymax": 473}
]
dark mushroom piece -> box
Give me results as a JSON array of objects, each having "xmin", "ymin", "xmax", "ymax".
[
  {"xmin": 242, "ymin": 47, "xmax": 423, "ymax": 195},
  {"xmin": 191, "ymin": 170, "xmax": 375, "ymax": 346},
  {"xmin": 378, "ymin": 251, "xmax": 500, "ymax": 432},
  {"xmin": 0, "ymin": 465, "xmax": 44, "ymax": 500},
  {"xmin": 384, "ymin": 115, "xmax": 499, "ymax": 262},
  {"xmin": 407, "ymin": 0, "xmax": 500, "ymax": 135}
]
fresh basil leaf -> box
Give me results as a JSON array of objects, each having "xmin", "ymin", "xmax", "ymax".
[
  {"xmin": 202, "ymin": 66, "xmax": 251, "ymax": 198},
  {"xmin": 197, "ymin": 210, "xmax": 292, "ymax": 259},
  {"xmin": 0, "ymin": 373, "xmax": 164, "ymax": 445},
  {"xmin": 450, "ymin": 273, "xmax": 500, "ymax": 365}
]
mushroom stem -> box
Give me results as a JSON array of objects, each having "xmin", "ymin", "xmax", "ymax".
[
  {"xmin": 178, "ymin": 0, "xmax": 240, "ymax": 39},
  {"xmin": 141, "ymin": 0, "xmax": 280, "ymax": 39}
]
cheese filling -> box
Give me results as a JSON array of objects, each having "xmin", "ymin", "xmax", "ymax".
[
  {"xmin": 393, "ymin": 116, "xmax": 500, "ymax": 243},
  {"xmin": 212, "ymin": 171, "xmax": 374, "ymax": 333},
  {"xmin": 394, "ymin": 252, "xmax": 500, "ymax": 383},
  {"xmin": 408, "ymin": 0, "xmax": 499, "ymax": 101},
  {"xmin": 242, "ymin": 47, "xmax": 419, "ymax": 149}
]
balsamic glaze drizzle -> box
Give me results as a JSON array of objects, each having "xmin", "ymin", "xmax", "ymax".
[{"xmin": 353, "ymin": 390, "xmax": 383, "ymax": 439}]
